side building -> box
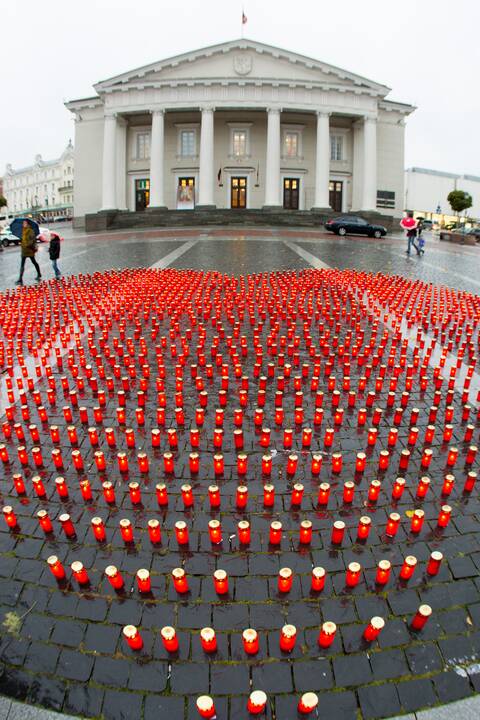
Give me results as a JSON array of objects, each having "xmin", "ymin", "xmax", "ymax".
[
  {"xmin": 66, "ymin": 38, "xmax": 415, "ymax": 229},
  {"xmin": 405, "ymin": 167, "xmax": 480, "ymax": 223},
  {"xmin": 3, "ymin": 142, "xmax": 75, "ymax": 221}
]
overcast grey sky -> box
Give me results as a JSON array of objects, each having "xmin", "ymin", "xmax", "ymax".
[{"xmin": 2, "ymin": 0, "xmax": 479, "ymax": 175}]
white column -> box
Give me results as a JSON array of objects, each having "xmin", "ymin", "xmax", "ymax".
[
  {"xmin": 313, "ymin": 111, "xmax": 331, "ymax": 209},
  {"xmin": 198, "ymin": 106, "xmax": 215, "ymax": 207},
  {"xmin": 149, "ymin": 109, "xmax": 166, "ymax": 208},
  {"xmin": 264, "ymin": 107, "xmax": 281, "ymax": 207},
  {"xmin": 116, "ymin": 118, "xmax": 127, "ymax": 210},
  {"xmin": 361, "ymin": 116, "xmax": 377, "ymax": 211},
  {"xmin": 101, "ymin": 114, "xmax": 118, "ymax": 210}
]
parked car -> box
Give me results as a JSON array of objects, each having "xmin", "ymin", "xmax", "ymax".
[
  {"xmin": 417, "ymin": 218, "xmax": 433, "ymax": 229},
  {"xmin": 1, "ymin": 229, "xmax": 20, "ymax": 247},
  {"xmin": 324, "ymin": 215, "xmax": 387, "ymax": 238},
  {"xmin": 458, "ymin": 227, "xmax": 480, "ymax": 240}
]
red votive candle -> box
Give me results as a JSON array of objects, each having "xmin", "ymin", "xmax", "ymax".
[
  {"xmin": 247, "ymin": 691, "xmax": 267, "ymax": 715},
  {"xmin": 262, "ymin": 483, "xmax": 274, "ymax": 507},
  {"xmin": 464, "ymin": 471, "xmax": 477, "ymax": 493},
  {"xmin": 175, "ymin": 521, "xmax": 189, "ymax": 545},
  {"xmin": 343, "ymin": 481, "xmax": 355, "ymax": 503},
  {"xmin": 385, "ymin": 512, "xmax": 401, "ymax": 537},
  {"xmin": 117, "ymin": 452, "xmax": 129, "ymax": 473},
  {"xmin": 298, "ymin": 692, "xmax": 319, "ymax": 715},
  {"xmin": 375, "ymin": 559, "xmax": 391, "ymax": 586},
  {"xmin": 270, "ymin": 521, "xmax": 282, "ymax": 545},
  {"xmin": 213, "ymin": 569, "xmax": 229, "ymax": 595},
  {"xmin": 311, "ymin": 566, "xmax": 326, "ymax": 592},
  {"xmin": 317, "ymin": 482, "xmax": 330, "ymax": 506},
  {"xmin": 411, "ymin": 604, "xmax": 432, "ymax": 631},
  {"xmin": 416, "ymin": 476, "xmax": 430, "ymax": 499},
  {"xmin": 161, "ymin": 626, "xmax": 179, "ymax": 652},
  {"xmin": 37, "ymin": 509, "xmax": 53, "ymax": 533},
  {"xmin": 242, "ymin": 628, "xmax": 259, "ymax": 655},
  {"xmin": 71, "ymin": 561, "xmax": 89, "ymax": 585},
  {"xmin": 299, "ymin": 520, "xmax": 312, "ymax": 544},
  {"xmin": 136, "ymin": 569, "xmax": 151, "ymax": 593},
  {"xmin": 200, "ymin": 627, "xmax": 217, "ymax": 653},
  {"xmin": 236, "ymin": 485, "xmax": 248, "ymax": 509},
  {"xmin": 368, "ymin": 479, "xmax": 381, "ymax": 502},
  {"xmin": 392, "ymin": 477, "xmax": 405, "ymax": 500},
  {"xmin": 291, "ymin": 483, "xmax": 304, "ymax": 507},
  {"xmin": 156, "ymin": 483, "xmax": 168, "ymax": 507},
  {"xmin": 189, "ymin": 452, "xmax": 200, "ymax": 473},
  {"xmin": 54, "ymin": 476, "xmax": 68, "ymax": 499},
  {"xmin": 318, "ymin": 621, "xmax": 337, "ymax": 648},
  {"xmin": 59, "ymin": 513, "xmax": 76, "ymax": 538},
  {"xmin": 356, "ymin": 452, "xmax": 366, "ymax": 473},
  {"xmin": 230, "ymin": 448, "xmax": 245, "ymax": 472},
  {"xmin": 363, "ymin": 616, "xmax": 385, "ymax": 642},
  {"xmin": 120, "ymin": 518, "xmax": 134, "ymax": 543},
  {"xmin": 238, "ymin": 520, "xmax": 251, "ymax": 545},
  {"xmin": 172, "ymin": 567, "xmax": 189, "ymax": 593},
  {"xmin": 3, "ymin": 506, "xmax": 17, "ymax": 529},
  {"xmin": 311, "ymin": 454, "xmax": 322, "ymax": 475},
  {"xmin": 400, "ymin": 555, "xmax": 417, "ymax": 580},
  {"xmin": 278, "ymin": 567, "xmax": 293, "ymax": 593},
  {"xmin": 79, "ymin": 479, "xmax": 92, "ymax": 501},
  {"xmin": 105, "ymin": 565, "xmax": 124, "ymax": 590},
  {"xmin": 346, "ymin": 561, "xmax": 361, "ymax": 587},
  {"xmin": 437, "ymin": 504, "xmax": 452, "ymax": 528},
  {"xmin": 331, "ymin": 520, "xmax": 345, "ymax": 545},
  {"xmin": 146, "ymin": 519, "xmax": 160, "ymax": 544},
  {"xmin": 181, "ymin": 484, "xmax": 194, "ymax": 508},
  {"xmin": 427, "ymin": 551, "xmax": 443, "ymax": 575},
  {"xmin": 123, "ymin": 625, "xmax": 143, "ymax": 651},
  {"xmin": 357, "ymin": 516, "xmax": 371, "ymax": 540},
  {"xmin": 196, "ymin": 695, "xmax": 215, "ymax": 719},
  {"xmin": 410, "ymin": 509, "xmax": 424, "ymax": 533},
  {"xmin": 12, "ymin": 474, "xmax": 26, "ymax": 495},
  {"xmin": 163, "ymin": 452, "xmax": 175, "ymax": 473},
  {"xmin": 208, "ymin": 519, "xmax": 222, "ymax": 544},
  {"xmin": 280, "ymin": 624, "xmax": 297, "ymax": 652},
  {"xmin": 103, "ymin": 481, "xmax": 116, "ymax": 504},
  {"xmin": 47, "ymin": 555, "xmax": 65, "ymax": 580},
  {"xmin": 91, "ymin": 516, "xmax": 106, "ymax": 541}
]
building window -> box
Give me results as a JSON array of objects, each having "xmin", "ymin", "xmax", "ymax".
[
  {"xmin": 232, "ymin": 130, "xmax": 247, "ymax": 157},
  {"xmin": 377, "ymin": 190, "xmax": 395, "ymax": 209},
  {"xmin": 284, "ymin": 132, "xmax": 299, "ymax": 158},
  {"xmin": 180, "ymin": 130, "xmax": 196, "ymax": 157},
  {"xmin": 330, "ymin": 135, "xmax": 343, "ymax": 161},
  {"xmin": 136, "ymin": 133, "xmax": 151, "ymax": 160}
]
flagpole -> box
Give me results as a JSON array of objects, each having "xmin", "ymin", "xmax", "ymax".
[{"xmin": 241, "ymin": 6, "xmax": 244, "ymax": 38}]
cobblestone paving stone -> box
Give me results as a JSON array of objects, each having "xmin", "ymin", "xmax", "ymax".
[{"xmin": 0, "ymin": 231, "xmax": 479, "ymax": 719}]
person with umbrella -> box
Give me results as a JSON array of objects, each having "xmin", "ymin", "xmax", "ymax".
[{"xmin": 14, "ymin": 219, "xmax": 42, "ymax": 285}]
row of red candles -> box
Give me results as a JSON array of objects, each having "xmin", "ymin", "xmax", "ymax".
[
  {"xmin": 1, "ymin": 440, "xmax": 477, "ymax": 478},
  {"xmin": 45, "ymin": 553, "xmax": 444, "ymax": 591},
  {"xmin": 3, "ymin": 466, "xmax": 476, "ymax": 508},
  {"xmin": 2, "ymin": 499, "xmax": 455, "ymax": 541}
]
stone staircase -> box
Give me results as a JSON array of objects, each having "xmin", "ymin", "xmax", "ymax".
[{"xmin": 85, "ymin": 208, "xmax": 395, "ymax": 232}]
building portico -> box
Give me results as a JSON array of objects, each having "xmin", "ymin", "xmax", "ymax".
[{"xmin": 66, "ymin": 39, "xmax": 414, "ymax": 225}]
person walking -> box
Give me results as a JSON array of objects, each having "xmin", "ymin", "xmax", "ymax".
[
  {"xmin": 416, "ymin": 218, "xmax": 425, "ymax": 255},
  {"xmin": 16, "ymin": 220, "xmax": 41, "ymax": 285},
  {"xmin": 49, "ymin": 232, "xmax": 62, "ymax": 278},
  {"xmin": 400, "ymin": 211, "xmax": 420, "ymax": 256}
]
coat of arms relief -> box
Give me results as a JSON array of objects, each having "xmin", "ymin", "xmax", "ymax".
[{"xmin": 233, "ymin": 54, "xmax": 253, "ymax": 76}]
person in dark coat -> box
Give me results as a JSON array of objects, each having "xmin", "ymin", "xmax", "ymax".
[
  {"xmin": 16, "ymin": 220, "xmax": 41, "ymax": 285},
  {"xmin": 49, "ymin": 233, "xmax": 62, "ymax": 278}
]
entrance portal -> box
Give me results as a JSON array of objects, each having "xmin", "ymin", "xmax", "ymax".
[
  {"xmin": 283, "ymin": 178, "xmax": 299, "ymax": 210},
  {"xmin": 135, "ymin": 179, "xmax": 150, "ymax": 211},
  {"xmin": 230, "ymin": 177, "xmax": 247, "ymax": 209}
]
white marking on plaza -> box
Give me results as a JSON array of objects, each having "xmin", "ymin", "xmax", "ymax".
[
  {"xmin": 285, "ymin": 238, "xmax": 480, "ymax": 404},
  {"xmin": 282, "ymin": 240, "xmax": 331, "ymax": 269},
  {"xmin": 148, "ymin": 238, "xmax": 199, "ymax": 269}
]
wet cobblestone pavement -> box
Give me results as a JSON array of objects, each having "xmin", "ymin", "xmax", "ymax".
[{"xmin": 0, "ymin": 228, "xmax": 479, "ymax": 719}]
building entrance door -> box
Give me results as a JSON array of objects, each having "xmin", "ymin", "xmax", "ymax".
[
  {"xmin": 231, "ymin": 177, "xmax": 247, "ymax": 208},
  {"xmin": 329, "ymin": 181, "xmax": 343, "ymax": 212},
  {"xmin": 177, "ymin": 177, "xmax": 195, "ymax": 209},
  {"xmin": 283, "ymin": 178, "xmax": 299, "ymax": 209},
  {"xmin": 135, "ymin": 179, "xmax": 150, "ymax": 211}
]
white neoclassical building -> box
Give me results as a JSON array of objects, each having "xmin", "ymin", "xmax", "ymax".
[
  {"xmin": 3, "ymin": 142, "xmax": 75, "ymax": 221},
  {"xmin": 66, "ymin": 39, "xmax": 414, "ymax": 226}
]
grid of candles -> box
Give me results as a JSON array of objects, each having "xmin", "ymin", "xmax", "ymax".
[
  {"xmin": 46, "ymin": 552, "xmax": 445, "ymax": 593},
  {"xmin": 120, "ymin": 603, "xmax": 433, "ymax": 659},
  {"xmin": 194, "ymin": 690, "xmax": 321, "ymax": 716}
]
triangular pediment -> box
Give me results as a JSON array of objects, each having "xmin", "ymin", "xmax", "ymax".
[{"xmin": 94, "ymin": 39, "xmax": 390, "ymax": 96}]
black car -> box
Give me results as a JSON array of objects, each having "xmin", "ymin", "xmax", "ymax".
[{"xmin": 325, "ymin": 215, "xmax": 387, "ymax": 238}]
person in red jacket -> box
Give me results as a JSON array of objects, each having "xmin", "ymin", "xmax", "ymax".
[{"xmin": 400, "ymin": 212, "xmax": 420, "ymax": 255}]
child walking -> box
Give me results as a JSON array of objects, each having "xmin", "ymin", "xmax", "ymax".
[{"xmin": 49, "ymin": 233, "xmax": 62, "ymax": 278}]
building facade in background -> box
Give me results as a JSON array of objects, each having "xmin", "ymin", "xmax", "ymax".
[
  {"xmin": 3, "ymin": 142, "xmax": 75, "ymax": 220},
  {"xmin": 405, "ymin": 167, "xmax": 480, "ymax": 223},
  {"xmin": 66, "ymin": 39, "xmax": 414, "ymax": 225}
]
